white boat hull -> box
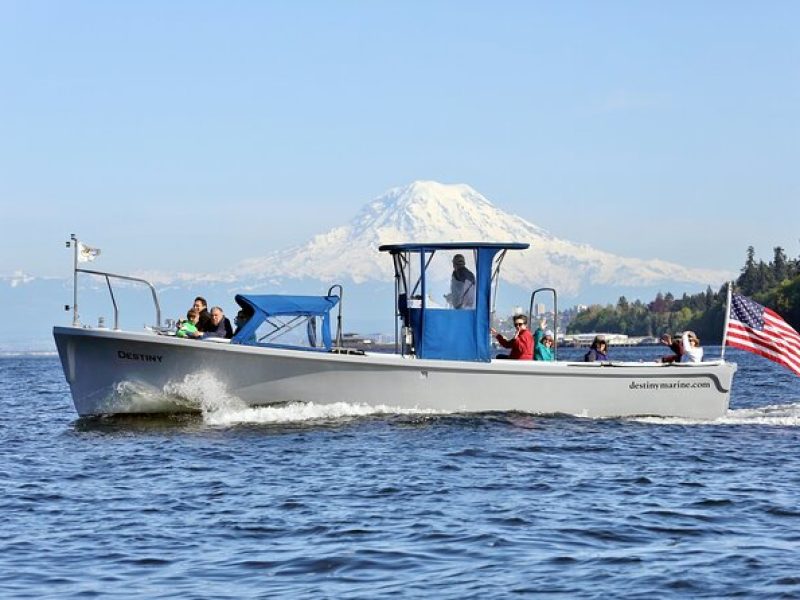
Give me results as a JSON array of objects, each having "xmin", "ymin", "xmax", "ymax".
[{"xmin": 54, "ymin": 326, "xmax": 736, "ymax": 419}]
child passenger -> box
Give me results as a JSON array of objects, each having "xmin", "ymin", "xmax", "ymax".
[{"xmin": 176, "ymin": 308, "xmax": 200, "ymax": 338}]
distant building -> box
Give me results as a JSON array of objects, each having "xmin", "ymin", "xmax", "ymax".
[{"xmin": 561, "ymin": 333, "xmax": 641, "ymax": 347}]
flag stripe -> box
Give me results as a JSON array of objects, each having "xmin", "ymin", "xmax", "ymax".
[
  {"xmin": 728, "ymin": 323, "xmax": 800, "ymax": 363},
  {"xmin": 727, "ymin": 340, "xmax": 800, "ymax": 376},
  {"xmin": 730, "ymin": 336, "xmax": 800, "ymax": 369},
  {"xmin": 726, "ymin": 293, "xmax": 800, "ymax": 377},
  {"xmin": 726, "ymin": 330, "xmax": 800, "ymax": 373},
  {"xmin": 729, "ymin": 321, "xmax": 800, "ymax": 353},
  {"xmin": 765, "ymin": 313, "xmax": 800, "ymax": 345}
]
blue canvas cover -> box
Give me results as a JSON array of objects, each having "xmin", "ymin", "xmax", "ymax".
[
  {"xmin": 380, "ymin": 243, "xmax": 529, "ymax": 362},
  {"xmin": 231, "ymin": 294, "xmax": 339, "ymax": 349}
]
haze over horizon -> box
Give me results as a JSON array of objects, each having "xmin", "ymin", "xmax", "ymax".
[{"xmin": 2, "ymin": 2, "xmax": 798, "ymax": 281}]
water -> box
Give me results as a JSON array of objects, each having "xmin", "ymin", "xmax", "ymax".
[{"xmin": 2, "ymin": 347, "xmax": 800, "ymax": 598}]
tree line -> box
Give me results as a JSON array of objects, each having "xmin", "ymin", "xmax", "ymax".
[{"xmin": 567, "ymin": 246, "xmax": 800, "ymax": 342}]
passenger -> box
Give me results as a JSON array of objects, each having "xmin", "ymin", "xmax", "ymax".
[
  {"xmin": 533, "ymin": 319, "xmax": 555, "ymax": 361},
  {"xmin": 233, "ymin": 309, "xmax": 258, "ymax": 344},
  {"xmin": 584, "ymin": 335, "xmax": 609, "ymax": 362},
  {"xmin": 680, "ymin": 330, "xmax": 704, "ymax": 363},
  {"xmin": 491, "ymin": 315, "xmax": 533, "ymax": 360},
  {"xmin": 446, "ymin": 254, "xmax": 476, "ymax": 309},
  {"xmin": 233, "ymin": 309, "xmax": 251, "ymax": 336},
  {"xmin": 176, "ymin": 308, "xmax": 200, "ymax": 338},
  {"xmin": 203, "ymin": 306, "xmax": 234, "ymax": 339},
  {"xmin": 192, "ymin": 296, "xmax": 213, "ymax": 332},
  {"xmin": 658, "ymin": 333, "xmax": 682, "ymax": 363}
]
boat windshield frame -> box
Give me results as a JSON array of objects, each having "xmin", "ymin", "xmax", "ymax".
[{"xmin": 231, "ymin": 293, "xmax": 340, "ymax": 351}]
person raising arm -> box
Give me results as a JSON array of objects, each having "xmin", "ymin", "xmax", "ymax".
[
  {"xmin": 533, "ymin": 319, "xmax": 555, "ymax": 361},
  {"xmin": 491, "ymin": 315, "xmax": 533, "ymax": 360}
]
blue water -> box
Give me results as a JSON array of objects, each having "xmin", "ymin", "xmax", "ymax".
[{"xmin": 2, "ymin": 346, "xmax": 800, "ymax": 598}]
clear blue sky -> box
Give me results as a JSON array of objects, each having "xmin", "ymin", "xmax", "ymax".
[{"xmin": 1, "ymin": 1, "xmax": 797, "ymax": 277}]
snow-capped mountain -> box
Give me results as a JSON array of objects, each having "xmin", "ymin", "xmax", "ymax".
[{"xmin": 234, "ymin": 180, "xmax": 730, "ymax": 295}]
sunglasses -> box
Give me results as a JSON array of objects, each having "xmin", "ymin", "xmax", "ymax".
[{"xmin": 514, "ymin": 322, "xmax": 525, "ymax": 327}]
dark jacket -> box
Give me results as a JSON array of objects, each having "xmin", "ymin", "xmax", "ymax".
[
  {"xmin": 203, "ymin": 317, "xmax": 233, "ymax": 339},
  {"xmin": 584, "ymin": 348, "xmax": 609, "ymax": 362}
]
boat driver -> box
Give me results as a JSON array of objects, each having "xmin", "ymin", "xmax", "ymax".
[{"xmin": 446, "ymin": 254, "xmax": 476, "ymax": 309}]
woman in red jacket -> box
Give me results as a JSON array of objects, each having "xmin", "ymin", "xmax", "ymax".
[{"xmin": 491, "ymin": 315, "xmax": 533, "ymax": 360}]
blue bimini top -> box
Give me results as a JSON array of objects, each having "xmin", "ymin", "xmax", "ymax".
[{"xmin": 231, "ymin": 293, "xmax": 339, "ymax": 350}]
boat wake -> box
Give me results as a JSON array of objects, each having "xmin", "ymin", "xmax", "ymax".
[
  {"xmin": 632, "ymin": 402, "xmax": 800, "ymax": 426},
  {"xmin": 0, "ymin": 350, "xmax": 58, "ymax": 358},
  {"xmin": 203, "ymin": 401, "xmax": 444, "ymax": 427}
]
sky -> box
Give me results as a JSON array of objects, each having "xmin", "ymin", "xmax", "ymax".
[{"xmin": 1, "ymin": 1, "xmax": 798, "ymax": 279}]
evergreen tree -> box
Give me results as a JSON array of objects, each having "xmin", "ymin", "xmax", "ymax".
[
  {"xmin": 664, "ymin": 292, "xmax": 675, "ymax": 312},
  {"xmin": 649, "ymin": 292, "xmax": 667, "ymax": 313},
  {"xmin": 738, "ymin": 246, "xmax": 758, "ymax": 294},
  {"xmin": 704, "ymin": 286, "xmax": 715, "ymax": 309},
  {"xmin": 755, "ymin": 261, "xmax": 774, "ymax": 291},
  {"xmin": 772, "ymin": 246, "xmax": 789, "ymax": 282}
]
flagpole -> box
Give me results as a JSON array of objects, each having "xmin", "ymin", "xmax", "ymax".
[
  {"xmin": 71, "ymin": 233, "xmax": 79, "ymax": 326},
  {"xmin": 720, "ymin": 280, "xmax": 732, "ymax": 361}
]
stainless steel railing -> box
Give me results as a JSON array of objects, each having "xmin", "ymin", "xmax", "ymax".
[{"xmin": 75, "ymin": 268, "xmax": 162, "ymax": 330}]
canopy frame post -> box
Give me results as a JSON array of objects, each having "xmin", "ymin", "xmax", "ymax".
[{"xmin": 528, "ymin": 287, "xmax": 558, "ymax": 361}]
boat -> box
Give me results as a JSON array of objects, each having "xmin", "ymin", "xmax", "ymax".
[{"xmin": 53, "ymin": 239, "xmax": 737, "ymax": 418}]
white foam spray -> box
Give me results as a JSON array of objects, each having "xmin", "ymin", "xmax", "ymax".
[
  {"xmin": 203, "ymin": 400, "xmax": 443, "ymax": 427},
  {"xmin": 159, "ymin": 371, "xmax": 442, "ymax": 426},
  {"xmin": 163, "ymin": 371, "xmax": 248, "ymax": 415},
  {"xmin": 631, "ymin": 402, "xmax": 800, "ymax": 426}
]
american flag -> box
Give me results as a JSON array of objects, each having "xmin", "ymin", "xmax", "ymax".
[{"xmin": 726, "ymin": 293, "xmax": 800, "ymax": 376}]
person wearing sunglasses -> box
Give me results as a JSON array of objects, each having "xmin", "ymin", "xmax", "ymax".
[{"xmin": 491, "ymin": 315, "xmax": 533, "ymax": 360}]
